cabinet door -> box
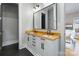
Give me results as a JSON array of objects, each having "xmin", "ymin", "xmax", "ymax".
[
  {"xmin": 35, "ymin": 37, "xmax": 44, "ymax": 55},
  {"xmin": 26, "ymin": 34, "xmax": 31, "ymax": 49},
  {"xmin": 25, "ymin": 34, "xmax": 30, "ymax": 47},
  {"xmin": 44, "ymin": 39, "xmax": 59, "ymax": 56}
]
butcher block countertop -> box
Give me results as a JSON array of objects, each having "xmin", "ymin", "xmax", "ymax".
[{"xmin": 25, "ymin": 29, "xmax": 60, "ymax": 41}]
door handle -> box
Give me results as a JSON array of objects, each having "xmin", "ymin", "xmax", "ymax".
[
  {"xmin": 41, "ymin": 43, "xmax": 44, "ymax": 50},
  {"xmin": 27, "ymin": 36, "xmax": 29, "ymax": 41}
]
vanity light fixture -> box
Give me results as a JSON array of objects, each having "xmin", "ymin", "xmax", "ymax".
[{"xmin": 33, "ymin": 4, "xmax": 40, "ymax": 12}]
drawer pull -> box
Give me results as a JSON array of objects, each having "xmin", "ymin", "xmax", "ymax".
[
  {"xmin": 41, "ymin": 39, "xmax": 45, "ymax": 40},
  {"xmin": 32, "ymin": 41, "xmax": 36, "ymax": 43},
  {"xmin": 33, "ymin": 39, "xmax": 35, "ymax": 40},
  {"xmin": 32, "ymin": 44, "xmax": 36, "ymax": 46},
  {"xmin": 41, "ymin": 43, "xmax": 44, "ymax": 50},
  {"xmin": 27, "ymin": 37, "xmax": 29, "ymax": 41}
]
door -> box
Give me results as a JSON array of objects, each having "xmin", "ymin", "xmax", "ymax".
[{"xmin": 2, "ymin": 4, "xmax": 18, "ymax": 46}]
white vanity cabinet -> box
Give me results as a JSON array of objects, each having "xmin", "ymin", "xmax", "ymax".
[
  {"xmin": 35, "ymin": 37, "xmax": 59, "ymax": 56},
  {"xmin": 35, "ymin": 37, "xmax": 45, "ymax": 56},
  {"xmin": 26, "ymin": 34, "xmax": 59, "ymax": 56},
  {"xmin": 44, "ymin": 39, "xmax": 59, "ymax": 56}
]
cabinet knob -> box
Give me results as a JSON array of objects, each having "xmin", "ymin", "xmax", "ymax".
[
  {"xmin": 32, "ymin": 41, "xmax": 36, "ymax": 43},
  {"xmin": 32, "ymin": 44, "xmax": 36, "ymax": 46},
  {"xmin": 27, "ymin": 37, "xmax": 29, "ymax": 41},
  {"xmin": 41, "ymin": 38, "xmax": 45, "ymax": 40},
  {"xmin": 33, "ymin": 38, "xmax": 35, "ymax": 40}
]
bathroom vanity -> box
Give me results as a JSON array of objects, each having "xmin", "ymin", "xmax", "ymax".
[
  {"xmin": 25, "ymin": 30, "xmax": 60, "ymax": 56},
  {"xmin": 25, "ymin": 3, "xmax": 59, "ymax": 56}
]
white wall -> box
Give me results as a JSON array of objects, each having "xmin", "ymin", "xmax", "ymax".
[
  {"xmin": 65, "ymin": 3, "xmax": 79, "ymax": 14},
  {"xmin": 19, "ymin": 3, "xmax": 33, "ymax": 49},
  {"xmin": 57, "ymin": 4, "xmax": 65, "ymax": 55},
  {"xmin": 65, "ymin": 3, "xmax": 79, "ymax": 25},
  {"xmin": 65, "ymin": 12, "xmax": 79, "ymax": 24}
]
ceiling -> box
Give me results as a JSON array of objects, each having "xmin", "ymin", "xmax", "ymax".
[{"xmin": 65, "ymin": 3, "xmax": 79, "ymax": 14}]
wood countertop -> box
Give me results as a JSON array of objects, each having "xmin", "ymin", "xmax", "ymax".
[{"xmin": 25, "ymin": 30, "xmax": 60, "ymax": 41}]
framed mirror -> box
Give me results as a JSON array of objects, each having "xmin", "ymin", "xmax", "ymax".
[{"xmin": 33, "ymin": 3, "xmax": 57, "ymax": 30}]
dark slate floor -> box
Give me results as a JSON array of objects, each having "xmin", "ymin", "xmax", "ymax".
[{"xmin": 0, "ymin": 43, "xmax": 33, "ymax": 56}]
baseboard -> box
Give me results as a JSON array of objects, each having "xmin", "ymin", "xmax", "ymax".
[
  {"xmin": 2, "ymin": 40, "xmax": 18, "ymax": 47},
  {"xmin": 2, "ymin": 40, "xmax": 18, "ymax": 46},
  {"xmin": 19, "ymin": 43, "xmax": 27, "ymax": 50},
  {"xmin": 19, "ymin": 45, "xmax": 25, "ymax": 50}
]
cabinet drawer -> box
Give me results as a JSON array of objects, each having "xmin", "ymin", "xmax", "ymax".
[
  {"xmin": 32, "ymin": 41, "xmax": 36, "ymax": 43},
  {"xmin": 32, "ymin": 44, "xmax": 36, "ymax": 47}
]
